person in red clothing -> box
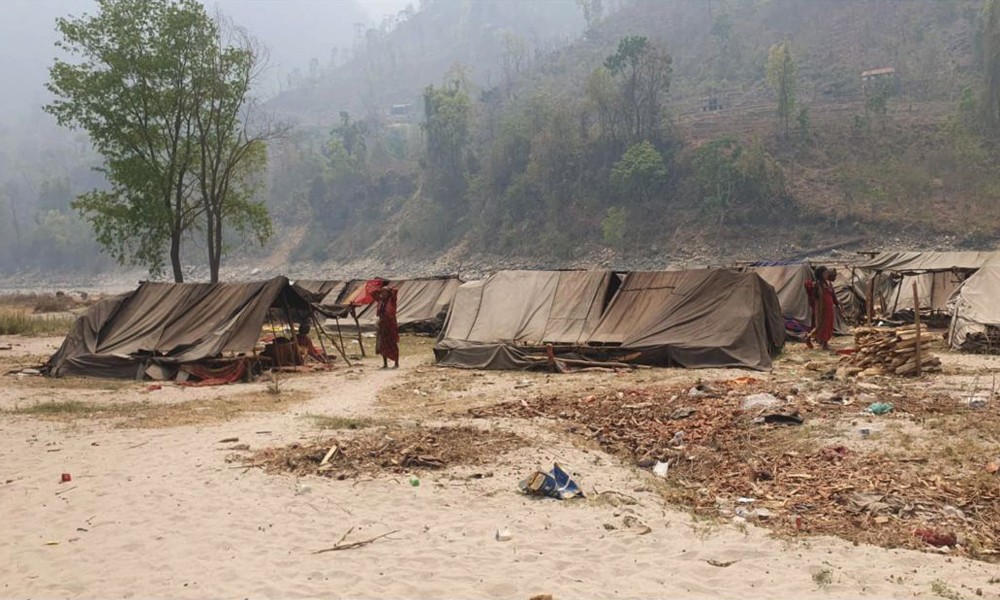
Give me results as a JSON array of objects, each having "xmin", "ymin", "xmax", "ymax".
[
  {"xmin": 807, "ymin": 267, "xmax": 839, "ymax": 350},
  {"xmin": 371, "ymin": 281, "xmax": 399, "ymax": 369},
  {"xmin": 804, "ymin": 266, "xmax": 826, "ymax": 349}
]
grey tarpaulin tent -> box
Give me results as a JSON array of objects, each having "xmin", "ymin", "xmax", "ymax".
[
  {"xmin": 949, "ymin": 266, "xmax": 1000, "ymax": 352},
  {"xmin": 296, "ymin": 276, "xmax": 461, "ymax": 333},
  {"xmin": 745, "ymin": 264, "xmax": 848, "ymax": 338},
  {"xmin": 435, "ymin": 269, "xmax": 784, "ymax": 370},
  {"xmin": 45, "ymin": 277, "xmax": 310, "ymax": 379},
  {"xmin": 856, "ymin": 251, "xmax": 1000, "ymax": 317}
]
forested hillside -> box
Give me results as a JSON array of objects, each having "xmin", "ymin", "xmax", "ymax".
[
  {"xmin": 5, "ymin": 0, "xmax": 1000, "ymax": 278},
  {"xmin": 262, "ymin": 0, "xmax": 1000, "ymax": 272}
]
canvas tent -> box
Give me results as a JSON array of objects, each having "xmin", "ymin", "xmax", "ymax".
[
  {"xmin": 295, "ymin": 276, "xmax": 460, "ymax": 333},
  {"xmin": 351, "ymin": 276, "xmax": 461, "ymax": 333},
  {"xmin": 436, "ymin": 269, "xmax": 784, "ymax": 370},
  {"xmin": 857, "ymin": 251, "xmax": 1000, "ymax": 274},
  {"xmin": 949, "ymin": 266, "xmax": 1000, "ymax": 352},
  {"xmin": 45, "ymin": 277, "xmax": 311, "ymax": 379},
  {"xmin": 856, "ymin": 251, "xmax": 1000, "ymax": 317},
  {"xmin": 743, "ymin": 264, "xmax": 849, "ymax": 337}
]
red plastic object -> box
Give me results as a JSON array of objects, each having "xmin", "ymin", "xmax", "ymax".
[
  {"xmin": 915, "ymin": 528, "xmax": 957, "ymax": 547},
  {"xmin": 60, "ymin": 473, "xmax": 72, "ymax": 483}
]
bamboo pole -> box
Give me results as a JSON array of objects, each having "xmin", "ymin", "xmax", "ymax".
[
  {"xmin": 912, "ymin": 281, "xmax": 922, "ymax": 377},
  {"xmin": 281, "ymin": 293, "xmax": 301, "ymax": 366},
  {"xmin": 866, "ymin": 276, "xmax": 874, "ymax": 326},
  {"xmin": 350, "ymin": 305, "xmax": 366, "ymax": 358},
  {"xmin": 312, "ymin": 311, "xmax": 351, "ymax": 366}
]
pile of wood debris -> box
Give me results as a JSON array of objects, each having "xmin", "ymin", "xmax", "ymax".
[
  {"xmin": 471, "ymin": 379, "xmax": 999, "ymax": 560},
  {"xmin": 839, "ymin": 325, "xmax": 941, "ymax": 377},
  {"xmin": 242, "ymin": 426, "xmax": 524, "ymax": 479}
]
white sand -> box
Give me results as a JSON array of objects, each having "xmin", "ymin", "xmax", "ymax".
[{"xmin": 1, "ymin": 337, "xmax": 999, "ymax": 599}]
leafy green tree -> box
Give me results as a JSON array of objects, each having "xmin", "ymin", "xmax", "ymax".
[
  {"xmin": 981, "ymin": 0, "xmax": 1000, "ymax": 133},
  {"xmin": 691, "ymin": 138, "xmax": 785, "ymax": 224},
  {"xmin": 766, "ymin": 40, "xmax": 797, "ymax": 137},
  {"xmin": 422, "ymin": 75, "xmax": 472, "ymax": 206},
  {"xmin": 601, "ymin": 206, "xmax": 627, "ymax": 249},
  {"xmin": 864, "ymin": 76, "xmax": 892, "ymax": 130},
  {"xmin": 46, "ymin": 0, "xmax": 217, "ymax": 281},
  {"xmin": 47, "ymin": 0, "xmax": 274, "ymax": 282},
  {"xmin": 193, "ymin": 21, "xmax": 278, "ymax": 283},
  {"xmin": 610, "ymin": 141, "xmax": 667, "ymax": 204},
  {"xmin": 602, "ymin": 36, "xmax": 672, "ymax": 145}
]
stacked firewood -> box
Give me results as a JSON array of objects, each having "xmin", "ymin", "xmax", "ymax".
[{"xmin": 841, "ymin": 325, "xmax": 941, "ymax": 376}]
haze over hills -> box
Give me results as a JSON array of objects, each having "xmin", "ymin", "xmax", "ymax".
[{"xmin": 1, "ymin": 0, "xmax": 998, "ymax": 283}]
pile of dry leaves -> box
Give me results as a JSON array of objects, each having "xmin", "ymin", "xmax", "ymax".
[
  {"xmin": 243, "ymin": 426, "xmax": 525, "ymax": 479},
  {"xmin": 471, "ymin": 377, "xmax": 1000, "ymax": 560}
]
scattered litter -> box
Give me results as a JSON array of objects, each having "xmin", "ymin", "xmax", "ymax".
[
  {"xmin": 668, "ymin": 431, "xmax": 685, "ymax": 446},
  {"xmin": 866, "ymin": 402, "xmax": 894, "ymax": 415},
  {"xmin": 519, "ymin": 463, "xmax": 583, "ymax": 500},
  {"xmin": 753, "ymin": 413, "xmax": 803, "ymax": 426},
  {"xmin": 915, "ymin": 528, "xmax": 957, "ymax": 548},
  {"xmin": 754, "ymin": 508, "xmax": 771, "ymax": 520},
  {"xmin": 741, "ymin": 393, "xmax": 779, "ymax": 411},
  {"xmin": 408, "ymin": 476, "xmax": 420, "ymax": 487},
  {"xmin": 143, "ymin": 384, "xmax": 162, "ymax": 392},
  {"xmin": 20, "ymin": 368, "xmax": 41, "ymax": 376},
  {"xmin": 669, "ymin": 407, "xmax": 695, "ymax": 420},
  {"xmin": 736, "ymin": 497, "xmax": 756, "ymax": 504},
  {"xmin": 652, "ymin": 460, "xmax": 670, "ymax": 478},
  {"xmin": 706, "ymin": 559, "xmax": 738, "ymax": 568},
  {"xmin": 529, "ymin": 595, "xmax": 554, "ymax": 600},
  {"xmin": 60, "ymin": 473, "xmax": 71, "ymax": 483},
  {"xmin": 218, "ymin": 437, "xmax": 239, "ymax": 443},
  {"xmin": 859, "ymin": 428, "xmax": 871, "ymax": 439},
  {"xmin": 495, "ymin": 526, "xmax": 512, "ymax": 542}
]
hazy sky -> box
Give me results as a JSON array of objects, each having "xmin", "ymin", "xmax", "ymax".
[{"xmin": 0, "ymin": 0, "xmax": 410, "ymax": 122}]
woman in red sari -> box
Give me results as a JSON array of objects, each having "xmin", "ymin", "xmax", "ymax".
[
  {"xmin": 372, "ymin": 283, "xmax": 399, "ymax": 369},
  {"xmin": 809, "ymin": 268, "xmax": 839, "ymax": 350}
]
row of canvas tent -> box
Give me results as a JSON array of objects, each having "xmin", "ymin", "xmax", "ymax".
[
  {"xmin": 46, "ymin": 252, "xmax": 1000, "ymax": 381},
  {"xmin": 43, "ymin": 269, "xmax": 788, "ymax": 379},
  {"xmin": 44, "ymin": 276, "xmax": 462, "ymax": 380}
]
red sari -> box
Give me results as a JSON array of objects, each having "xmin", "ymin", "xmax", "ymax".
[
  {"xmin": 375, "ymin": 287, "xmax": 399, "ymax": 362},
  {"xmin": 812, "ymin": 282, "xmax": 838, "ymax": 344}
]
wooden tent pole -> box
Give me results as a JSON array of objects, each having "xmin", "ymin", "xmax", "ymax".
[
  {"xmin": 351, "ymin": 305, "xmax": 366, "ymax": 358},
  {"xmin": 311, "ymin": 311, "xmax": 351, "ymax": 367},
  {"xmin": 866, "ymin": 276, "xmax": 874, "ymax": 326},
  {"xmin": 334, "ymin": 317, "xmax": 347, "ymax": 357},
  {"xmin": 913, "ymin": 282, "xmax": 922, "ymax": 377},
  {"xmin": 281, "ymin": 293, "xmax": 301, "ymax": 366}
]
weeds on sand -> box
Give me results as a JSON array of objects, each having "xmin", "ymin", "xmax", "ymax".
[
  {"xmin": 307, "ymin": 414, "xmax": 383, "ymax": 430},
  {"xmin": 0, "ymin": 309, "xmax": 74, "ymax": 336},
  {"xmin": 931, "ymin": 579, "xmax": 963, "ymax": 600},
  {"xmin": 813, "ymin": 568, "xmax": 833, "ymax": 587},
  {"xmin": 4, "ymin": 390, "xmax": 306, "ymax": 428}
]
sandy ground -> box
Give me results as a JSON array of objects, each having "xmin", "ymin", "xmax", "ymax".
[{"xmin": 2, "ymin": 334, "xmax": 1000, "ymax": 600}]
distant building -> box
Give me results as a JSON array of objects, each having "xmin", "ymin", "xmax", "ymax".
[
  {"xmin": 390, "ymin": 103, "xmax": 412, "ymax": 116},
  {"xmin": 861, "ymin": 67, "xmax": 895, "ymax": 82}
]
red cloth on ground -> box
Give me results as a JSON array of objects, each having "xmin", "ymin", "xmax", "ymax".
[
  {"xmin": 375, "ymin": 287, "xmax": 399, "ymax": 363},
  {"xmin": 814, "ymin": 282, "xmax": 838, "ymax": 344}
]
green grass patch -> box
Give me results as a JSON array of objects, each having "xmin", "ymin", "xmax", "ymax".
[
  {"xmin": 306, "ymin": 413, "xmax": 382, "ymax": 430},
  {"xmin": 0, "ymin": 309, "xmax": 74, "ymax": 335},
  {"xmin": 7, "ymin": 400, "xmax": 113, "ymax": 416}
]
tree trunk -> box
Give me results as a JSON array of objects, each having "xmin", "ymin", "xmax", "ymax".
[
  {"xmin": 207, "ymin": 206, "xmax": 219, "ymax": 284},
  {"xmin": 170, "ymin": 230, "xmax": 184, "ymax": 283}
]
